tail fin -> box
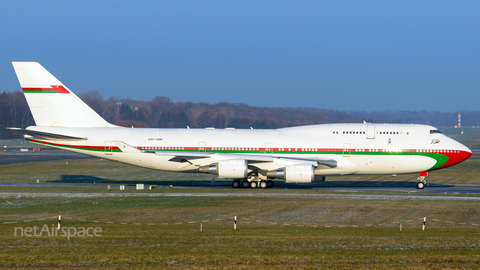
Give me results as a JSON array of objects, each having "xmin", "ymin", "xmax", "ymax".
[{"xmin": 12, "ymin": 62, "xmax": 113, "ymax": 128}]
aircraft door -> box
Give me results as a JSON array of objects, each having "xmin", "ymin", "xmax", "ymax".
[
  {"xmin": 198, "ymin": 142, "xmax": 206, "ymax": 152},
  {"xmin": 105, "ymin": 141, "xmax": 113, "ymax": 155},
  {"xmin": 265, "ymin": 142, "xmax": 273, "ymax": 155},
  {"xmin": 367, "ymin": 125, "xmax": 375, "ymax": 139},
  {"xmin": 343, "ymin": 143, "xmax": 351, "ymax": 157}
]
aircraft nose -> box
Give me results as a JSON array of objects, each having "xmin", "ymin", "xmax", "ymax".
[
  {"xmin": 433, "ymin": 140, "xmax": 472, "ymax": 170},
  {"xmin": 451, "ymin": 142, "xmax": 472, "ymax": 165},
  {"xmin": 459, "ymin": 141, "xmax": 472, "ymax": 156}
]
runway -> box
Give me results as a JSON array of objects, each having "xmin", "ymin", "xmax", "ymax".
[
  {"xmin": 312, "ymin": 186, "xmax": 480, "ymax": 194},
  {"xmin": 1, "ymin": 190, "xmax": 479, "ymax": 201},
  {"xmin": 2, "ymin": 183, "xmax": 480, "ymax": 194}
]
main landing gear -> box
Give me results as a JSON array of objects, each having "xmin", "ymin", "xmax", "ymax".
[{"xmin": 232, "ymin": 180, "xmax": 274, "ymax": 189}]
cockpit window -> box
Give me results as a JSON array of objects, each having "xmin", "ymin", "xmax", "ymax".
[{"xmin": 430, "ymin": 130, "xmax": 442, "ymax": 134}]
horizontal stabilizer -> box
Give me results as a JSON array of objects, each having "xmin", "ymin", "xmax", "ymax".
[{"xmin": 7, "ymin": 128, "xmax": 87, "ymax": 140}]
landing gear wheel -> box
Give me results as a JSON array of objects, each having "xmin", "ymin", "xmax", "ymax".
[
  {"xmin": 416, "ymin": 182, "xmax": 425, "ymax": 189},
  {"xmin": 250, "ymin": 181, "xmax": 258, "ymax": 188},
  {"xmin": 267, "ymin": 180, "xmax": 274, "ymax": 188},
  {"xmin": 232, "ymin": 180, "xmax": 240, "ymax": 188},
  {"xmin": 259, "ymin": 180, "xmax": 267, "ymax": 189},
  {"xmin": 241, "ymin": 180, "xmax": 250, "ymax": 188}
]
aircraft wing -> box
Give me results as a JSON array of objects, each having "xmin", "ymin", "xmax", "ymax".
[
  {"xmin": 147, "ymin": 150, "xmax": 337, "ymax": 170},
  {"xmin": 148, "ymin": 150, "xmax": 274, "ymax": 162}
]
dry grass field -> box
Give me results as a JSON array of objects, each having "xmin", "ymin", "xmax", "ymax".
[{"xmin": 1, "ymin": 190, "xmax": 480, "ymax": 269}]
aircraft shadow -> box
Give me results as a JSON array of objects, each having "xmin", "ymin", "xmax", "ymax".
[{"xmin": 47, "ymin": 175, "xmax": 453, "ymax": 189}]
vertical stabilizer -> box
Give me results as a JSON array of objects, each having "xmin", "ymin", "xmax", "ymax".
[{"xmin": 12, "ymin": 62, "xmax": 113, "ymax": 128}]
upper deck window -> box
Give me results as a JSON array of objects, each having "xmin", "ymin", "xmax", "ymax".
[{"xmin": 430, "ymin": 130, "xmax": 443, "ymax": 134}]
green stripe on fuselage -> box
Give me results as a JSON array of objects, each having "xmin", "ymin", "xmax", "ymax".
[{"xmin": 27, "ymin": 140, "xmax": 122, "ymax": 153}]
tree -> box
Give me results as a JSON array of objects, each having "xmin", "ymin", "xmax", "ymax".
[
  {"xmin": 251, "ymin": 120, "xmax": 269, "ymax": 129},
  {"xmin": 119, "ymin": 104, "xmax": 135, "ymax": 120},
  {"xmin": 196, "ymin": 110, "xmax": 225, "ymax": 128},
  {"xmin": 173, "ymin": 112, "xmax": 190, "ymax": 128},
  {"xmin": 115, "ymin": 120, "xmax": 148, "ymax": 128},
  {"xmin": 158, "ymin": 111, "xmax": 175, "ymax": 128},
  {"xmin": 227, "ymin": 116, "xmax": 252, "ymax": 129}
]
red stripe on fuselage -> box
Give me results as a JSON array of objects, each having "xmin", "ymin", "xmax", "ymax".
[{"xmin": 26, "ymin": 138, "xmax": 119, "ymax": 151}]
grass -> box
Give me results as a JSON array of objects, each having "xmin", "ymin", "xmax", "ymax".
[
  {"xmin": 1, "ymin": 194, "xmax": 480, "ymax": 268},
  {"xmin": 2, "ymin": 225, "xmax": 480, "ymax": 268},
  {"xmin": 1, "ymin": 222, "xmax": 480, "ymax": 268},
  {"xmin": 2, "ymin": 194, "xmax": 480, "ymax": 226}
]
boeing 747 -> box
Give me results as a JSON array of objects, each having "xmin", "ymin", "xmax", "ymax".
[{"xmin": 10, "ymin": 62, "xmax": 472, "ymax": 189}]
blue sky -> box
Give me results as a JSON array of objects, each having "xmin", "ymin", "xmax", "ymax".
[{"xmin": 1, "ymin": 1, "xmax": 479, "ymax": 112}]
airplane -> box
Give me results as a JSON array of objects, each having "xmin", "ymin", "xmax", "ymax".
[{"xmin": 9, "ymin": 62, "xmax": 472, "ymax": 189}]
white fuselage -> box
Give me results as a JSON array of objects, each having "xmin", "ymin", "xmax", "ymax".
[{"xmin": 25, "ymin": 123, "xmax": 471, "ymax": 177}]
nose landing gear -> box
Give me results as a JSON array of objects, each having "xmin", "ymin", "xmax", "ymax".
[{"xmin": 416, "ymin": 175, "xmax": 429, "ymax": 189}]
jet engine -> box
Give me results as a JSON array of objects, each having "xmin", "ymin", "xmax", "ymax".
[
  {"xmin": 199, "ymin": 159, "xmax": 248, "ymax": 179},
  {"xmin": 268, "ymin": 164, "xmax": 316, "ymax": 183}
]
